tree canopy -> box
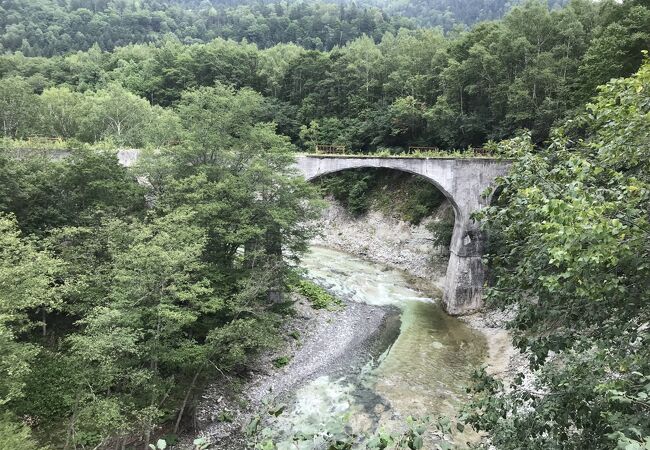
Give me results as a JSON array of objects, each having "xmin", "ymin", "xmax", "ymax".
[
  {"xmin": 0, "ymin": 82, "xmax": 321, "ymax": 448},
  {"xmin": 466, "ymin": 55, "xmax": 650, "ymax": 450},
  {"xmin": 1, "ymin": 0, "xmax": 648, "ymax": 151}
]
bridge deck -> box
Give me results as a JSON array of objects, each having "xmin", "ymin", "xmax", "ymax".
[{"xmin": 300, "ymin": 153, "xmax": 509, "ymax": 161}]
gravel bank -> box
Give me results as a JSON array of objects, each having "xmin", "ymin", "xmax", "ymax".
[{"xmin": 179, "ymin": 294, "xmax": 400, "ymax": 449}]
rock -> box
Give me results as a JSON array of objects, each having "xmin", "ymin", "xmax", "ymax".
[{"xmin": 311, "ymin": 198, "xmax": 449, "ymax": 287}]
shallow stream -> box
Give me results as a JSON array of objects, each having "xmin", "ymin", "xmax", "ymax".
[{"xmin": 266, "ymin": 246, "xmax": 486, "ymax": 448}]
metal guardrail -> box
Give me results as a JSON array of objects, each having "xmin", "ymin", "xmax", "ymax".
[
  {"xmin": 407, "ymin": 146, "xmax": 439, "ymax": 153},
  {"xmin": 315, "ymin": 144, "xmax": 492, "ymax": 156}
]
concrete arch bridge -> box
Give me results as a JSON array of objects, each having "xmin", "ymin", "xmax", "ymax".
[
  {"xmin": 115, "ymin": 150, "xmax": 511, "ymax": 315},
  {"xmin": 295, "ymin": 155, "xmax": 511, "ymax": 315}
]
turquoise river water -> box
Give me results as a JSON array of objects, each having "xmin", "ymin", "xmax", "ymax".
[{"xmin": 265, "ymin": 246, "xmax": 487, "ymax": 448}]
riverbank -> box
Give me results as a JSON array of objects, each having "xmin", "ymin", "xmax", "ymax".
[
  {"xmin": 178, "ymin": 194, "xmax": 523, "ymax": 448},
  {"xmin": 313, "ymin": 198, "xmax": 524, "ymax": 384},
  {"xmin": 312, "ymin": 197, "xmax": 451, "ymax": 285},
  {"xmin": 180, "ymin": 292, "xmax": 400, "ymax": 448}
]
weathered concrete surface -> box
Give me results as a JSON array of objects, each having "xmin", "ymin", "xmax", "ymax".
[{"xmin": 296, "ymin": 156, "xmax": 511, "ymax": 315}]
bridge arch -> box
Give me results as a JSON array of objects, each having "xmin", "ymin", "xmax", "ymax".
[
  {"xmin": 296, "ymin": 155, "xmax": 511, "ymax": 315},
  {"xmin": 114, "ymin": 149, "xmax": 509, "ymax": 315},
  {"xmin": 303, "ymin": 164, "xmax": 462, "ymax": 221}
]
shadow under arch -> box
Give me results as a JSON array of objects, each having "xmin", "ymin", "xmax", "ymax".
[{"xmin": 303, "ymin": 164, "xmax": 462, "ymax": 223}]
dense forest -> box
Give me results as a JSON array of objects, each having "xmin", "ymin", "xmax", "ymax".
[
  {"xmin": 0, "ymin": 0, "xmax": 415, "ymax": 55},
  {"xmin": 2, "ymin": 0, "xmax": 649, "ymax": 151},
  {"xmin": 1, "ymin": 0, "xmax": 649, "ymax": 448},
  {"xmin": 0, "ymin": 0, "xmax": 572, "ymax": 57},
  {"xmin": 364, "ymin": 0, "xmax": 567, "ymax": 28}
]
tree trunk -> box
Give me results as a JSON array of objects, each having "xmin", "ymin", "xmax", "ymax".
[
  {"xmin": 174, "ymin": 369, "xmax": 202, "ymax": 434},
  {"xmin": 64, "ymin": 392, "xmax": 81, "ymax": 450},
  {"xmin": 265, "ymin": 225, "xmax": 283, "ymax": 303},
  {"xmin": 143, "ymin": 427, "xmax": 151, "ymax": 450}
]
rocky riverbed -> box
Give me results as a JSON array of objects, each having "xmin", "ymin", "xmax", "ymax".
[
  {"xmin": 177, "ymin": 199, "xmax": 527, "ymax": 449},
  {"xmin": 178, "ymin": 293, "xmax": 400, "ymax": 449}
]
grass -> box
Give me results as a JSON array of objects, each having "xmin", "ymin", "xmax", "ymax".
[
  {"xmin": 294, "ymin": 278, "xmax": 343, "ymax": 310},
  {"xmin": 287, "ymin": 270, "xmax": 344, "ymax": 310},
  {"xmin": 272, "ymin": 356, "xmax": 291, "ymax": 368}
]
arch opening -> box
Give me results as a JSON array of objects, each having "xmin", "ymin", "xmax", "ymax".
[
  {"xmin": 305, "ymin": 166, "xmax": 458, "ymax": 285},
  {"xmin": 304, "ymin": 165, "xmax": 461, "ymax": 222}
]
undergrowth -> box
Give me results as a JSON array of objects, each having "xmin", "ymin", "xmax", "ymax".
[
  {"xmin": 286, "ymin": 271, "xmax": 343, "ymax": 310},
  {"xmin": 317, "ymin": 168, "xmax": 447, "ymax": 224}
]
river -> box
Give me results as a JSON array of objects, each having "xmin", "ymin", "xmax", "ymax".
[{"xmin": 261, "ymin": 246, "xmax": 487, "ymax": 448}]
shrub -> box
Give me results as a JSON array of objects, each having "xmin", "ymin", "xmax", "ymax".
[
  {"xmin": 295, "ymin": 279, "xmax": 342, "ymax": 310},
  {"xmin": 272, "ymin": 356, "xmax": 291, "ymax": 368}
]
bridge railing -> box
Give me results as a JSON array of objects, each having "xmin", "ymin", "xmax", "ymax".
[
  {"xmin": 407, "ymin": 146, "xmax": 439, "ymax": 154},
  {"xmin": 308, "ymin": 145, "xmax": 497, "ymax": 159},
  {"xmin": 314, "ymin": 144, "xmax": 346, "ymax": 154}
]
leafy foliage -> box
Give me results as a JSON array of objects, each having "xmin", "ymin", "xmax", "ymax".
[
  {"xmin": 289, "ymin": 275, "xmax": 342, "ymax": 310},
  {"xmin": 272, "ymin": 356, "xmax": 291, "ymax": 368},
  {"xmin": 249, "ymin": 412, "xmax": 436, "ymax": 449},
  {"xmin": 0, "ymin": 81, "xmax": 322, "ymax": 448},
  {"xmin": 426, "ymin": 206, "xmax": 455, "ymax": 251},
  {"xmin": 1, "ymin": 1, "xmax": 648, "ymax": 150},
  {"xmin": 0, "ymin": 0, "xmax": 415, "ymax": 56},
  {"xmin": 0, "ymin": 413, "xmax": 42, "ymax": 450},
  {"xmin": 465, "ymin": 58, "xmax": 650, "ymax": 449}
]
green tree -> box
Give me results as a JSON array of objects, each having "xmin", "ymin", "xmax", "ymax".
[
  {"xmin": 147, "ymin": 84, "xmax": 322, "ymax": 280},
  {"xmin": 258, "ymin": 43, "xmax": 305, "ymax": 97},
  {"xmin": 64, "ymin": 210, "xmax": 216, "ymax": 447},
  {"xmin": 39, "ymin": 86, "xmax": 84, "ymax": 139},
  {"xmin": 466, "ymin": 57, "xmax": 650, "ymax": 450},
  {"xmin": 0, "ymin": 214, "xmax": 59, "ymax": 405},
  {"xmin": 79, "ymin": 83, "xmax": 157, "ymax": 146},
  {"xmin": 577, "ymin": 1, "xmax": 650, "ymax": 101},
  {"xmin": 0, "ymin": 415, "xmax": 42, "ymax": 450},
  {"xmin": 0, "ymin": 148, "xmax": 146, "ymax": 234},
  {"xmin": 0, "ymin": 76, "xmax": 38, "ymax": 138}
]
